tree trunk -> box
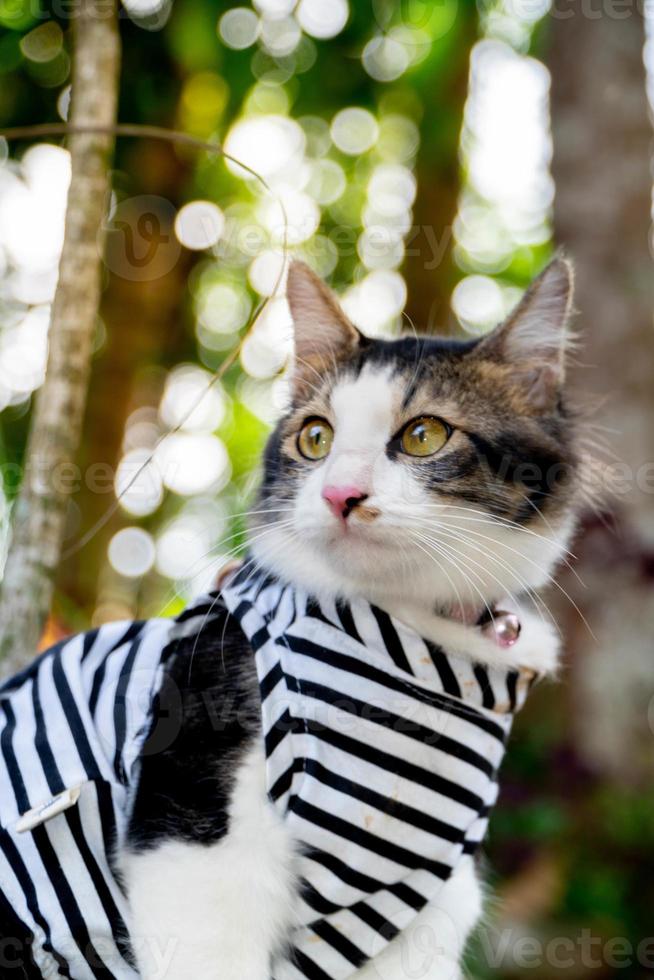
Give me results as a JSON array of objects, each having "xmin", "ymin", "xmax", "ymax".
[
  {"xmin": 404, "ymin": 13, "xmax": 478, "ymax": 334},
  {"xmin": 548, "ymin": 5, "xmax": 654, "ymax": 780},
  {"xmin": 0, "ymin": 0, "xmax": 120, "ymax": 674}
]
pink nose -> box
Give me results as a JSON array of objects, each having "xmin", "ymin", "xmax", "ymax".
[{"xmin": 322, "ymin": 485, "xmax": 368, "ymax": 521}]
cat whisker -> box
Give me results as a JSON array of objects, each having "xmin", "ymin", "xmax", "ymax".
[
  {"xmin": 391, "ymin": 502, "xmax": 579, "ymax": 561},
  {"xmin": 412, "ymin": 522, "xmax": 556, "ymax": 636},
  {"xmin": 407, "ymin": 530, "xmax": 496, "ymax": 626},
  {"xmin": 156, "ymin": 519, "xmax": 297, "ymax": 620},
  {"xmin": 414, "ymin": 518, "xmax": 595, "ymax": 640}
]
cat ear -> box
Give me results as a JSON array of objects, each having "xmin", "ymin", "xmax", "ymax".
[
  {"xmin": 474, "ymin": 255, "xmax": 574, "ymax": 411},
  {"xmin": 286, "ymin": 261, "xmax": 361, "ymax": 397}
]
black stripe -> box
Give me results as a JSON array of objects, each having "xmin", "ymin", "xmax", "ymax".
[
  {"xmin": 473, "ymin": 664, "xmax": 495, "ymax": 710},
  {"xmin": 425, "ymin": 642, "xmax": 462, "ymax": 698},
  {"xmin": 31, "ymin": 823, "xmax": 113, "ymax": 979},
  {"xmin": 302, "ymin": 757, "xmax": 463, "ymax": 844},
  {"xmin": 301, "ymin": 879, "xmax": 341, "ymax": 916},
  {"xmin": 1, "ymin": 705, "xmax": 72, "ymax": 977},
  {"xmin": 335, "ymin": 601, "xmax": 363, "ymax": 645},
  {"xmin": 29, "ymin": 676, "xmax": 117, "ymax": 977},
  {"xmin": 284, "ymin": 634, "xmax": 506, "ymax": 744},
  {"xmin": 369, "ymin": 607, "xmax": 413, "ymax": 675},
  {"xmin": 304, "ymin": 846, "xmax": 387, "ymax": 895},
  {"xmin": 304, "ymin": 846, "xmax": 428, "ymax": 913},
  {"xmin": 390, "ymin": 880, "xmax": 429, "ymax": 911},
  {"xmin": 1, "ymin": 702, "xmax": 30, "ymax": 814},
  {"xmin": 88, "ymin": 656, "xmax": 108, "ymax": 718},
  {"xmin": 264, "ymin": 708, "xmax": 301, "ymax": 758},
  {"xmin": 269, "ymin": 758, "xmax": 303, "ymax": 802},
  {"xmin": 506, "ymin": 671, "xmax": 519, "ymax": 711},
  {"xmin": 31, "ymin": 671, "xmax": 65, "ymax": 796},
  {"xmin": 0, "ymin": 884, "xmax": 41, "ymax": 978},
  {"xmin": 302, "ymin": 876, "xmax": 403, "ymax": 943},
  {"xmin": 81, "ymin": 629, "xmax": 100, "ymax": 662},
  {"xmin": 292, "ymin": 947, "xmax": 333, "ymax": 980},
  {"xmin": 113, "ymin": 635, "xmax": 144, "ymax": 784},
  {"xmin": 291, "ymin": 797, "xmax": 451, "ymax": 879},
  {"xmin": 0, "ymin": 642, "xmax": 62, "ymax": 695},
  {"xmin": 107, "ymin": 620, "xmax": 145, "ymax": 654},
  {"xmin": 305, "ymin": 600, "xmax": 343, "ymax": 633},
  {"xmin": 260, "ymin": 660, "xmax": 283, "ymax": 700},
  {"xmin": 290, "ymin": 677, "xmax": 496, "ymax": 778},
  {"xmin": 351, "ymin": 901, "xmax": 400, "ymax": 940},
  {"xmin": 63, "ymin": 803, "xmax": 131, "ymax": 966},
  {"xmin": 251, "ymin": 625, "xmax": 271, "ymax": 649},
  {"xmin": 306, "ymin": 719, "xmax": 483, "ymax": 811},
  {"xmin": 0, "ymin": 831, "xmax": 72, "ymax": 978},
  {"xmin": 95, "ymin": 780, "xmax": 121, "ymax": 878},
  {"xmin": 311, "ymin": 920, "xmax": 368, "ymax": 968},
  {"xmin": 52, "ymin": 656, "xmax": 101, "ymax": 782}
]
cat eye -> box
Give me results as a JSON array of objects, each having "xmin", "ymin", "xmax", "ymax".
[
  {"xmin": 297, "ymin": 418, "xmax": 334, "ymax": 461},
  {"xmin": 399, "ymin": 416, "xmax": 450, "ymax": 457}
]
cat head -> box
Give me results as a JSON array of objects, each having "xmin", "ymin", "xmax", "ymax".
[{"xmin": 250, "ymin": 258, "xmax": 579, "ymax": 613}]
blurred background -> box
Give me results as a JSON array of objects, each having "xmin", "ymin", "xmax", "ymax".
[{"xmin": 1, "ymin": 0, "xmax": 653, "ymax": 975}]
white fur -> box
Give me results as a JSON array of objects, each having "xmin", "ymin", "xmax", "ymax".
[{"xmin": 122, "ymin": 742, "xmax": 298, "ymax": 980}]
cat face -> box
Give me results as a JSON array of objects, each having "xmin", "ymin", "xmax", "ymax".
[{"xmin": 250, "ymin": 259, "xmax": 579, "ymax": 611}]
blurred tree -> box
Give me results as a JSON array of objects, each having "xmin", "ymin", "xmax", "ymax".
[
  {"xmin": 0, "ymin": 0, "xmax": 120, "ymax": 671},
  {"xmin": 548, "ymin": 1, "xmax": 654, "ymax": 784}
]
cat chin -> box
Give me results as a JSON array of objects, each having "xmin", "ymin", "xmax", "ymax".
[{"xmin": 250, "ymin": 507, "xmax": 576, "ymax": 613}]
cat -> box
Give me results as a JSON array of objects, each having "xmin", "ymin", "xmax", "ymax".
[
  {"xmin": 121, "ymin": 256, "xmax": 579, "ymax": 980},
  {"xmin": 0, "ymin": 257, "xmax": 578, "ymax": 979}
]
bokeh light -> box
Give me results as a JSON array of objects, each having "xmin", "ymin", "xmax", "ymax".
[
  {"xmin": 296, "ymin": 0, "xmax": 349, "ymax": 39},
  {"xmin": 155, "ymin": 432, "xmax": 231, "ymax": 496},
  {"xmin": 453, "ymin": 12, "xmax": 553, "ymax": 330},
  {"xmin": 159, "ymin": 364, "xmax": 226, "ymax": 433},
  {"xmin": 330, "ymin": 107, "xmax": 379, "ymax": 155},
  {"xmin": 219, "ymin": 8, "xmax": 260, "ymax": 50},
  {"xmin": 108, "ymin": 527, "xmax": 156, "ymax": 578},
  {"xmin": 175, "ymin": 201, "xmax": 225, "ymax": 250},
  {"xmin": 114, "ymin": 448, "xmax": 164, "ymax": 518}
]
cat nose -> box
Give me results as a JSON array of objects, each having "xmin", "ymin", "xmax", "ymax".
[{"xmin": 322, "ymin": 485, "xmax": 368, "ymax": 521}]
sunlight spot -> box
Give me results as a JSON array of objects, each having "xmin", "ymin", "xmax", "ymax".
[
  {"xmin": 108, "ymin": 527, "xmax": 156, "ymax": 578},
  {"xmin": 175, "ymin": 201, "xmax": 225, "ymax": 250},
  {"xmin": 219, "ymin": 7, "xmax": 260, "ymax": 49},
  {"xmin": 330, "ymin": 108, "xmax": 379, "ymax": 155},
  {"xmin": 296, "ymin": 0, "xmax": 348, "ymax": 39}
]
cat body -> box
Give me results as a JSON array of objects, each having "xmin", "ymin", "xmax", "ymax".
[
  {"xmin": 0, "ymin": 258, "xmax": 578, "ymax": 979},
  {"xmin": 125, "ymin": 258, "xmax": 577, "ymax": 979}
]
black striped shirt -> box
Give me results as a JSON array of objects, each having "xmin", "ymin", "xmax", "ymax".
[
  {"xmin": 221, "ymin": 569, "xmax": 533, "ymax": 979},
  {"xmin": 0, "ymin": 573, "xmax": 533, "ymax": 978}
]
